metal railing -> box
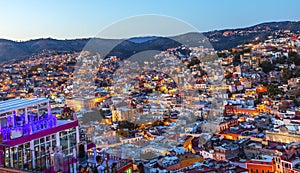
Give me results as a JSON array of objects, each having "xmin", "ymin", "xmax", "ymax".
[{"xmin": 1, "ymin": 115, "xmax": 57, "ymax": 141}]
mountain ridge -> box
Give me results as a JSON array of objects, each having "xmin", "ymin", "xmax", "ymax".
[{"xmin": 1, "ymin": 21, "xmax": 300, "ymax": 62}]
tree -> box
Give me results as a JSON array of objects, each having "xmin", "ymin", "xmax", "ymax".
[
  {"xmin": 217, "ymin": 52, "xmax": 227, "ymax": 58},
  {"xmin": 233, "ymin": 54, "xmax": 241, "ymax": 65},
  {"xmin": 27, "ymin": 88, "xmax": 34, "ymax": 93},
  {"xmin": 281, "ymin": 68, "xmax": 293, "ymax": 83},
  {"xmin": 294, "ymin": 99, "xmax": 300, "ymax": 107},
  {"xmin": 274, "ymin": 56, "xmax": 286, "ymax": 64},
  {"xmin": 267, "ymin": 84, "xmax": 284, "ymax": 98},
  {"xmin": 288, "ymin": 52, "xmax": 300, "ymax": 65},
  {"xmin": 118, "ymin": 120, "xmax": 139, "ymax": 130},
  {"xmin": 187, "ymin": 58, "xmax": 201, "ymax": 68},
  {"xmin": 288, "ymin": 56, "xmax": 300, "ymax": 66},
  {"xmin": 243, "ymin": 48, "xmax": 251, "ymax": 53},
  {"xmin": 288, "ymin": 51, "xmax": 298, "ymax": 58},
  {"xmin": 294, "ymin": 68, "xmax": 300, "ymax": 77},
  {"xmin": 259, "ymin": 61, "xmax": 274, "ymax": 74}
]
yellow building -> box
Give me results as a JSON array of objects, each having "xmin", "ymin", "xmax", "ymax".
[
  {"xmin": 266, "ymin": 126, "xmax": 300, "ymax": 143},
  {"xmin": 256, "ymin": 104, "xmax": 271, "ymax": 113},
  {"xmin": 245, "ymin": 89, "xmax": 256, "ymax": 96},
  {"xmin": 66, "ymin": 96, "xmax": 108, "ymax": 112}
]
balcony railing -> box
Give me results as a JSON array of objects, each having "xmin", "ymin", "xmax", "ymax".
[{"xmin": 1, "ymin": 115, "xmax": 57, "ymax": 141}]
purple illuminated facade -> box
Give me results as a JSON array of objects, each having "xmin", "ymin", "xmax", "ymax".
[
  {"xmin": 0, "ymin": 98, "xmax": 80, "ymax": 170},
  {"xmin": 1, "ymin": 113, "xmax": 57, "ymax": 141}
]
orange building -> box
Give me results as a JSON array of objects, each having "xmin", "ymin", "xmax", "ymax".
[
  {"xmin": 224, "ymin": 104, "xmax": 271, "ymax": 116},
  {"xmin": 256, "ymin": 85, "xmax": 267, "ymax": 93},
  {"xmin": 236, "ymin": 108, "xmax": 258, "ymax": 116},
  {"xmin": 246, "ymin": 156, "xmax": 276, "ymax": 173},
  {"xmin": 221, "ymin": 133, "xmax": 239, "ymax": 140},
  {"xmin": 224, "ymin": 105, "xmax": 259, "ymax": 116}
]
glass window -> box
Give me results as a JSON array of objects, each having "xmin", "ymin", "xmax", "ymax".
[
  {"xmin": 0, "ymin": 117, "xmax": 7, "ymax": 127},
  {"xmin": 69, "ymin": 127, "xmax": 76, "ymax": 133},
  {"xmin": 25, "ymin": 142, "xmax": 30, "ymax": 148},
  {"xmin": 69, "ymin": 133, "xmax": 77, "ymax": 147},
  {"xmin": 34, "ymin": 139, "xmax": 39, "ymax": 145},
  {"xmin": 60, "ymin": 135, "xmax": 68, "ymax": 153},
  {"xmin": 52, "ymin": 140, "xmax": 56, "ymax": 148},
  {"xmin": 41, "ymin": 144, "xmax": 45, "ymax": 153},
  {"xmin": 60, "ymin": 131, "xmax": 64, "ymax": 137},
  {"xmin": 126, "ymin": 168, "xmax": 132, "ymax": 173}
]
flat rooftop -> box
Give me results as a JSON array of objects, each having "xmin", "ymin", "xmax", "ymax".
[{"xmin": 0, "ymin": 98, "xmax": 48, "ymax": 114}]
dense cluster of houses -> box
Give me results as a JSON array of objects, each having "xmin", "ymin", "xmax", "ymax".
[{"xmin": 1, "ymin": 30, "xmax": 300, "ymax": 172}]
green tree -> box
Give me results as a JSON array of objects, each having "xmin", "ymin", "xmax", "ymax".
[
  {"xmin": 274, "ymin": 56, "xmax": 286, "ymax": 64},
  {"xmin": 288, "ymin": 51, "xmax": 298, "ymax": 58},
  {"xmin": 294, "ymin": 99, "xmax": 300, "ymax": 107},
  {"xmin": 267, "ymin": 84, "xmax": 284, "ymax": 98},
  {"xmin": 281, "ymin": 68, "xmax": 293, "ymax": 83},
  {"xmin": 187, "ymin": 58, "xmax": 201, "ymax": 68},
  {"xmin": 217, "ymin": 52, "xmax": 227, "ymax": 58},
  {"xmin": 288, "ymin": 56, "xmax": 300, "ymax": 66},
  {"xmin": 233, "ymin": 54, "xmax": 241, "ymax": 65},
  {"xmin": 259, "ymin": 61, "xmax": 275, "ymax": 73},
  {"xmin": 287, "ymin": 52, "xmax": 300, "ymax": 65}
]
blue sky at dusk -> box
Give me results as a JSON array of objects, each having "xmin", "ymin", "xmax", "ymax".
[{"xmin": 0, "ymin": 0, "xmax": 299, "ymax": 40}]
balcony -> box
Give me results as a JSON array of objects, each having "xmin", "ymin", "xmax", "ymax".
[{"xmin": 1, "ymin": 114, "xmax": 57, "ymax": 141}]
